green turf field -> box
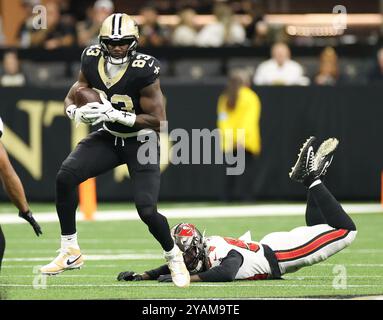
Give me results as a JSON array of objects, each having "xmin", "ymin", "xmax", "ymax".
[{"xmin": 0, "ymin": 209, "xmax": 382, "ymax": 300}]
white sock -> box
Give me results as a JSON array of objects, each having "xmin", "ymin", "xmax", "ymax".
[
  {"xmin": 164, "ymin": 243, "xmax": 180, "ymax": 258},
  {"xmin": 61, "ymin": 233, "xmax": 79, "ymax": 250},
  {"xmin": 309, "ymin": 179, "xmax": 322, "ymax": 189}
]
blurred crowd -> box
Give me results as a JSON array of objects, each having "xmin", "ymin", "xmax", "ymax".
[
  {"xmin": 1, "ymin": 0, "xmax": 383, "ymax": 87},
  {"xmin": 11, "ymin": 0, "xmax": 273, "ymax": 49}
]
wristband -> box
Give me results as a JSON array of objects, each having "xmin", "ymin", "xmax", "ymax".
[
  {"xmin": 116, "ymin": 111, "xmax": 136, "ymax": 127},
  {"xmin": 65, "ymin": 104, "xmax": 77, "ymax": 120}
]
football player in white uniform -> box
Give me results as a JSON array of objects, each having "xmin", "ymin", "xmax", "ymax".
[
  {"xmin": 0, "ymin": 117, "xmax": 42, "ymax": 270},
  {"xmin": 117, "ymin": 137, "xmax": 357, "ymax": 282}
]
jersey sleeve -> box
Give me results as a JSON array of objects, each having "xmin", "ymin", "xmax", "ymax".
[
  {"xmin": 198, "ymin": 250, "xmax": 243, "ymax": 282},
  {"xmin": 0, "ymin": 117, "xmax": 3, "ymax": 138},
  {"xmin": 133, "ymin": 54, "xmax": 161, "ymax": 90},
  {"xmin": 80, "ymin": 45, "xmax": 101, "ymax": 79},
  {"xmin": 144, "ymin": 264, "xmax": 170, "ymax": 280}
]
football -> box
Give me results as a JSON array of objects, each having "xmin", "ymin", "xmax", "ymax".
[{"xmin": 74, "ymin": 87, "xmax": 102, "ymax": 107}]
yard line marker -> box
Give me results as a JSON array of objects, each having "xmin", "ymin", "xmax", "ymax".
[
  {"xmin": 1, "ymin": 203, "xmax": 381, "ymax": 224},
  {"xmin": 1, "ymin": 284, "xmax": 382, "ymax": 288}
]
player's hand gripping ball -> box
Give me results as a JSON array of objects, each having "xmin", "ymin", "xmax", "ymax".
[{"xmin": 73, "ymin": 87, "xmax": 103, "ymax": 124}]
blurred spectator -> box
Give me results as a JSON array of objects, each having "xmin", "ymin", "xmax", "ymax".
[
  {"xmin": 29, "ymin": 1, "xmax": 76, "ymax": 49},
  {"xmin": 77, "ymin": 0, "xmax": 114, "ymax": 47},
  {"xmin": 0, "ymin": 51, "xmax": 26, "ymax": 87},
  {"xmin": 368, "ymin": 47, "xmax": 383, "ymax": 83},
  {"xmin": 138, "ymin": 5, "xmax": 170, "ymax": 47},
  {"xmin": 253, "ymin": 42, "xmax": 309, "ymax": 85},
  {"xmin": 217, "ymin": 69, "xmax": 261, "ymax": 202},
  {"xmin": 314, "ymin": 47, "xmax": 340, "ymax": 86},
  {"xmin": 196, "ymin": 2, "xmax": 246, "ymax": 47},
  {"xmin": 172, "ymin": 8, "xmax": 198, "ymax": 46},
  {"xmin": 18, "ymin": 0, "xmax": 41, "ymax": 48},
  {"xmin": 243, "ymin": 0, "xmax": 269, "ymax": 46}
]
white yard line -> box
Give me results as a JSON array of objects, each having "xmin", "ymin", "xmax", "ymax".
[
  {"xmin": 0, "ymin": 203, "xmax": 381, "ymax": 224},
  {"xmin": 0, "ymin": 283, "xmax": 382, "ymax": 288}
]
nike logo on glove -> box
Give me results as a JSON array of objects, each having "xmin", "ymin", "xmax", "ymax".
[{"xmin": 66, "ymin": 255, "xmax": 82, "ymax": 265}]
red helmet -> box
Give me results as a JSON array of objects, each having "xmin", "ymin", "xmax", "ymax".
[{"xmin": 170, "ymin": 223, "xmax": 206, "ymax": 273}]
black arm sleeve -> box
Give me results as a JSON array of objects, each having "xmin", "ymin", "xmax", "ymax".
[
  {"xmin": 144, "ymin": 264, "xmax": 170, "ymax": 280},
  {"xmin": 198, "ymin": 250, "xmax": 243, "ymax": 282}
]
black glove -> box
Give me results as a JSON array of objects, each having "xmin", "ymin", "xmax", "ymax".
[
  {"xmin": 117, "ymin": 271, "xmax": 144, "ymax": 281},
  {"xmin": 19, "ymin": 210, "xmax": 42, "ymax": 237},
  {"xmin": 158, "ymin": 274, "xmax": 172, "ymax": 283}
]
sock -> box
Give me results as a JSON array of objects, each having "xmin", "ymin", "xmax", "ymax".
[
  {"xmin": 164, "ymin": 243, "xmax": 179, "ymax": 258},
  {"xmin": 61, "ymin": 233, "xmax": 79, "ymax": 250},
  {"xmin": 305, "ymin": 189, "xmax": 327, "ymax": 226},
  {"xmin": 309, "ymin": 183, "xmax": 356, "ymax": 231}
]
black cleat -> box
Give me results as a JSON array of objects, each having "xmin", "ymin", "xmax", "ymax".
[
  {"xmin": 289, "ymin": 136, "xmax": 317, "ymax": 184},
  {"xmin": 313, "ymin": 138, "xmax": 339, "ymax": 178}
]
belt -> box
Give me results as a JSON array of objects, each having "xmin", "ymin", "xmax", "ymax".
[{"xmin": 262, "ymin": 244, "xmax": 282, "ymax": 279}]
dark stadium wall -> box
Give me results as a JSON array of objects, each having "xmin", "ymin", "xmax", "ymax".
[{"xmin": 0, "ymin": 85, "xmax": 382, "ymax": 202}]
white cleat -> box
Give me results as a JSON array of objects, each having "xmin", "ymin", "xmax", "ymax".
[
  {"xmin": 313, "ymin": 138, "xmax": 339, "ymax": 176},
  {"xmin": 40, "ymin": 247, "xmax": 84, "ymax": 275},
  {"xmin": 164, "ymin": 246, "xmax": 190, "ymax": 288}
]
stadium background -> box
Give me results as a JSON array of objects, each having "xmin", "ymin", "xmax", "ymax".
[
  {"xmin": 0, "ymin": 0, "xmax": 383, "ymax": 301},
  {"xmin": 0, "ymin": 0, "xmax": 382, "ymax": 202}
]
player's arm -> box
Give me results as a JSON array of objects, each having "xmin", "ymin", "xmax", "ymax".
[
  {"xmin": 64, "ymin": 71, "xmax": 90, "ymax": 119},
  {"xmin": 135, "ymin": 79, "xmax": 166, "ymax": 131},
  {"xmin": 117, "ymin": 264, "xmax": 170, "ymax": 281},
  {"xmin": 190, "ymin": 250, "xmax": 243, "ymax": 282},
  {"xmin": 0, "ymin": 143, "xmax": 42, "ymax": 236},
  {"xmin": 0, "ymin": 143, "xmax": 29, "ymax": 213}
]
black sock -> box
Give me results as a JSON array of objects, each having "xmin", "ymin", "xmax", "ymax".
[
  {"xmin": 309, "ymin": 182, "xmax": 356, "ymax": 230},
  {"xmin": 0, "ymin": 225, "xmax": 5, "ymax": 271},
  {"xmin": 305, "ymin": 190, "xmax": 327, "ymax": 226},
  {"xmin": 56, "ymin": 169, "xmax": 80, "ymax": 235}
]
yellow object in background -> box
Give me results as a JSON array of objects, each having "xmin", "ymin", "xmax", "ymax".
[{"xmin": 217, "ymin": 86, "xmax": 262, "ymax": 155}]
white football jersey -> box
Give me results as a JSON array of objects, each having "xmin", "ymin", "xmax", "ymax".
[
  {"xmin": 0, "ymin": 117, "xmax": 3, "ymax": 137},
  {"xmin": 204, "ymin": 236, "xmax": 272, "ymax": 280}
]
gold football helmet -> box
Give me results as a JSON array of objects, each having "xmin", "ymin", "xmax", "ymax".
[{"xmin": 99, "ymin": 13, "xmax": 139, "ymax": 64}]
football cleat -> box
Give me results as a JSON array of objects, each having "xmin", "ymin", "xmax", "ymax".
[
  {"xmin": 164, "ymin": 245, "xmax": 190, "ymax": 288},
  {"xmin": 289, "ymin": 136, "xmax": 317, "ymax": 183},
  {"xmin": 313, "ymin": 138, "xmax": 339, "ymax": 177},
  {"xmin": 40, "ymin": 247, "xmax": 84, "ymax": 275}
]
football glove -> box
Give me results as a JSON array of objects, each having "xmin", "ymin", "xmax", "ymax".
[
  {"xmin": 66, "ymin": 104, "xmax": 98, "ymax": 125},
  {"xmin": 19, "ymin": 210, "xmax": 42, "ymax": 237},
  {"xmin": 85, "ymin": 95, "xmax": 136, "ymax": 127},
  {"xmin": 117, "ymin": 271, "xmax": 144, "ymax": 281},
  {"xmin": 158, "ymin": 274, "xmax": 172, "ymax": 283}
]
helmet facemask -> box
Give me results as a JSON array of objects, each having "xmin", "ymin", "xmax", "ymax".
[
  {"xmin": 99, "ymin": 36, "xmax": 137, "ymax": 65},
  {"xmin": 171, "ymin": 223, "xmax": 207, "ymax": 273}
]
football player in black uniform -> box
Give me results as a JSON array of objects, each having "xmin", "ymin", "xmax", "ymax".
[
  {"xmin": 0, "ymin": 117, "xmax": 42, "ymax": 271},
  {"xmin": 39, "ymin": 13, "xmax": 190, "ymax": 288}
]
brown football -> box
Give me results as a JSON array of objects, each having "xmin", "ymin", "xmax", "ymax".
[{"xmin": 74, "ymin": 87, "xmax": 102, "ymax": 107}]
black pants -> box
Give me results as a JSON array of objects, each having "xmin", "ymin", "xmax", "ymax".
[
  {"xmin": 56, "ymin": 130, "xmax": 174, "ymax": 251},
  {"xmin": 0, "ymin": 224, "xmax": 5, "ymax": 271}
]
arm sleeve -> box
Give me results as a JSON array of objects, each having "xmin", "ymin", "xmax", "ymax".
[
  {"xmin": 144, "ymin": 264, "xmax": 170, "ymax": 280},
  {"xmin": 198, "ymin": 250, "xmax": 243, "ymax": 282}
]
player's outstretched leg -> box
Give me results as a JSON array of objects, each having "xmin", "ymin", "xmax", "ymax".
[
  {"xmin": 39, "ymin": 168, "xmax": 84, "ymax": 275},
  {"xmin": 305, "ymin": 138, "xmax": 339, "ymax": 226},
  {"xmin": 40, "ymin": 131, "xmax": 121, "ymax": 275},
  {"xmin": 291, "ymin": 136, "xmax": 355, "ymax": 230}
]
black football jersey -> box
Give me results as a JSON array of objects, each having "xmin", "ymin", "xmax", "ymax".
[{"xmin": 80, "ymin": 45, "xmax": 161, "ymax": 134}]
